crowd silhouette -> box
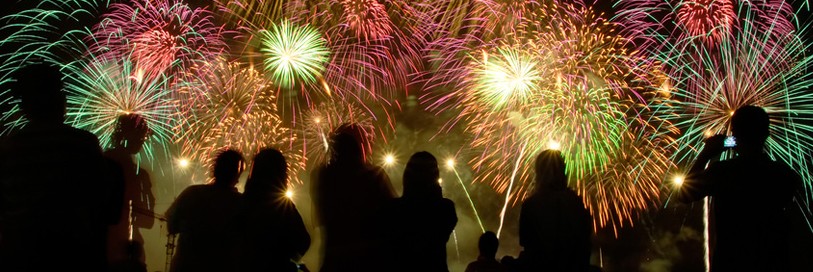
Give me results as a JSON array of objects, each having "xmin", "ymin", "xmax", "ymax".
[{"xmin": 1, "ymin": 62, "xmax": 812, "ymax": 272}]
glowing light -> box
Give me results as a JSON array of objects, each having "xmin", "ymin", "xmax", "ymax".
[
  {"xmin": 178, "ymin": 158, "xmax": 190, "ymax": 168},
  {"xmin": 547, "ymin": 140, "xmax": 561, "ymax": 150},
  {"xmin": 673, "ymin": 175, "xmax": 685, "ymax": 186},
  {"xmin": 285, "ymin": 190, "xmax": 294, "ymax": 199},
  {"xmin": 445, "ymin": 158, "xmax": 455, "ymax": 169},
  {"xmin": 383, "ymin": 154, "xmax": 396, "ymax": 166}
]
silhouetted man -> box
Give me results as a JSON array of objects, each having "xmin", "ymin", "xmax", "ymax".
[
  {"xmin": 166, "ymin": 149, "xmax": 245, "ymax": 272},
  {"xmin": 507, "ymin": 150, "xmax": 592, "ymax": 272},
  {"xmin": 106, "ymin": 114, "xmax": 155, "ymax": 266},
  {"xmin": 0, "ymin": 63, "xmax": 108, "ymax": 270},
  {"xmin": 680, "ymin": 105, "xmax": 800, "ymax": 271}
]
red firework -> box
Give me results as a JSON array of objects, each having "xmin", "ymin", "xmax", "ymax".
[
  {"xmin": 89, "ymin": 0, "xmax": 227, "ymax": 77},
  {"xmin": 676, "ymin": 0, "xmax": 736, "ymax": 43}
]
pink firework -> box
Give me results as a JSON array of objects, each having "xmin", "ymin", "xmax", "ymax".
[
  {"xmin": 288, "ymin": 0, "xmax": 436, "ymax": 101},
  {"xmin": 676, "ymin": 0, "xmax": 735, "ymax": 43},
  {"xmin": 89, "ymin": 0, "xmax": 227, "ymax": 77}
]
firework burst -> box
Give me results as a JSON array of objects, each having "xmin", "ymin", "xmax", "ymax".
[
  {"xmin": 615, "ymin": 0, "xmax": 796, "ymax": 49},
  {"xmin": 427, "ymin": 1, "xmax": 674, "ymax": 231},
  {"xmin": 650, "ymin": 17, "xmax": 813, "ymax": 203},
  {"xmin": 89, "ymin": 0, "xmax": 227, "ymax": 78},
  {"xmin": 259, "ymin": 20, "xmax": 330, "ymax": 90},
  {"xmin": 63, "ymin": 57, "xmax": 178, "ymax": 160},
  {"xmin": 288, "ymin": 0, "xmax": 435, "ymax": 100},
  {"xmin": 177, "ymin": 59, "xmax": 305, "ymax": 183}
]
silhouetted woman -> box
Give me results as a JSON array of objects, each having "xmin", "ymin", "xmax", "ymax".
[
  {"xmin": 388, "ymin": 151, "xmax": 457, "ymax": 272},
  {"xmin": 311, "ymin": 123, "xmax": 396, "ymax": 272},
  {"xmin": 511, "ymin": 150, "xmax": 592, "ymax": 272},
  {"xmin": 241, "ymin": 148, "xmax": 310, "ymax": 272}
]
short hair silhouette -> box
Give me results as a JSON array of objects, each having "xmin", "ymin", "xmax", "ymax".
[
  {"xmin": 112, "ymin": 114, "xmax": 150, "ymax": 153},
  {"xmin": 731, "ymin": 105, "xmax": 770, "ymax": 147},
  {"xmin": 402, "ymin": 151, "xmax": 442, "ymax": 199},
  {"xmin": 478, "ymin": 231, "xmax": 499, "ymax": 258},
  {"xmin": 329, "ymin": 123, "xmax": 369, "ymax": 163},
  {"xmin": 245, "ymin": 148, "xmax": 288, "ymax": 198},
  {"xmin": 212, "ymin": 149, "xmax": 245, "ymax": 187},
  {"xmin": 13, "ymin": 62, "xmax": 66, "ymax": 122},
  {"xmin": 534, "ymin": 149, "xmax": 567, "ymax": 191}
]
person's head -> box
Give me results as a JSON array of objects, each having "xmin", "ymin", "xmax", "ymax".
[
  {"xmin": 731, "ymin": 105, "xmax": 770, "ymax": 153},
  {"xmin": 111, "ymin": 114, "xmax": 150, "ymax": 154},
  {"xmin": 402, "ymin": 151, "xmax": 442, "ymax": 200},
  {"xmin": 329, "ymin": 123, "xmax": 370, "ymax": 164},
  {"xmin": 245, "ymin": 148, "xmax": 288, "ymax": 199},
  {"xmin": 212, "ymin": 149, "xmax": 245, "ymax": 188},
  {"xmin": 478, "ymin": 231, "xmax": 499, "ymax": 259},
  {"xmin": 13, "ymin": 63, "xmax": 66, "ymax": 123},
  {"xmin": 534, "ymin": 149, "xmax": 568, "ymax": 192}
]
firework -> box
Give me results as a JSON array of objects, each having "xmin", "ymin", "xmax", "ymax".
[
  {"xmin": 615, "ymin": 0, "xmax": 796, "ymax": 49},
  {"xmin": 650, "ymin": 16, "xmax": 813, "ymax": 203},
  {"xmin": 0, "ymin": 1, "xmax": 110, "ymax": 134},
  {"xmin": 89, "ymin": 0, "xmax": 227, "ymax": 78},
  {"xmin": 288, "ymin": 0, "xmax": 435, "ymax": 100},
  {"xmin": 675, "ymin": 0, "xmax": 736, "ymax": 43},
  {"xmin": 63, "ymin": 57, "xmax": 178, "ymax": 160},
  {"xmin": 259, "ymin": 20, "xmax": 330, "ymax": 90},
  {"xmin": 177, "ymin": 59, "xmax": 305, "ymax": 182},
  {"xmin": 427, "ymin": 1, "xmax": 674, "ymax": 232},
  {"xmin": 215, "ymin": 0, "xmax": 291, "ymax": 29}
]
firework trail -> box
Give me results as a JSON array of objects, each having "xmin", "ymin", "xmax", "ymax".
[
  {"xmin": 89, "ymin": 0, "xmax": 228, "ymax": 79},
  {"xmin": 177, "ymin": 58, "xmax": 305, "ymax": 183},
  {"xmin": 63, "ymin": 56, "xmax": 179, "ymax": 161}
]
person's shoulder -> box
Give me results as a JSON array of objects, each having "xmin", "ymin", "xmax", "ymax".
[{"xmin": 440, "ymin": 198, "xmax": 456, "ymax": 209}]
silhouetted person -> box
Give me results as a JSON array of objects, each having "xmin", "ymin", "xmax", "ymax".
[
  {"xmin": 386, "ymin": 151, "xmax": 457, "ymax": 272},
  {"xmin": 507, "ymin": 150, "xmax": 592, "ymax": 272},
  {"xmin": 0, "ymin": 63, "xmax": 109, "ymax": 271},
  {"xmin": 311, "ymin": 123, "xmax": 395, "ymax": 272},
  {"xmin": 466, "ymin": 231, "xmax": 507, "ymax": 272},
  {"xmin": 166, "ymin": 149, "xmax": 245, "ymax": 272},
  {"xmin": 679, "ymin": 105, "xmax": 801, "ymax": 272},
  {"xmin": 240, "ymin": 148, "xmax": 310, "ymax": 272},
  {"xmin": 106, "ymin": 114, "xmax": 155, "ymax": 265}
]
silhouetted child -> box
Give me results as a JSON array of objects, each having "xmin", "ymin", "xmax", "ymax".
[
  {"xmin": 465, "ymin": 231, "xmax": 507, "ymax": 272},
  {"xmin": 166, "ymin": 149, "xmax": 245, "ymax": 272},
  {"xmin": 680, "ymin": 105, "xmax": 801, "ymax": 271},
  {"xmin": 387, "ymin": 151, "xmax": 457, "ymax": 272},
  {"xmin": 0, "ymin": 63, "xmax": 109, "ymax": 270},
  {"xmin": 240, "ymin": 148, "xmax": 310, "ymax": 272},
  {"xmin": 311, "ymin": 123, "xmax": 395, "ymax": 272}
]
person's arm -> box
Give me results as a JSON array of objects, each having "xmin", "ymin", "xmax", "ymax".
[{"xmin": 679, "ymin": 135, "xmax": 726, "ymax": 203}]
